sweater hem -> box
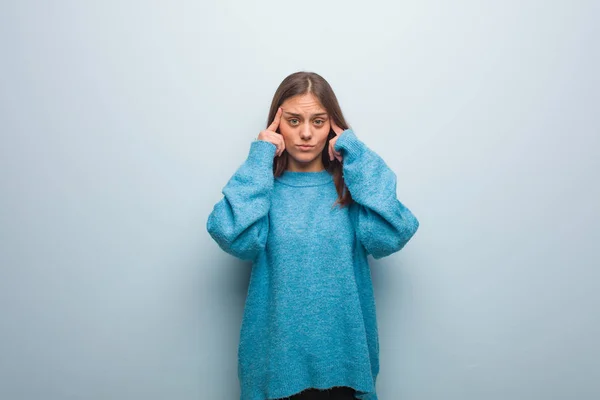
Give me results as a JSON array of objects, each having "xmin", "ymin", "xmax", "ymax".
[{"xmin": 241, "ymin": 359, "xmax": 377, "ymax": 400}]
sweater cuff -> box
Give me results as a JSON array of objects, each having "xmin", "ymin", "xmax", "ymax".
[
  {"xmin": 333, "ymin": 129, "xmax": 366, "ymax": 160},
  {"xmin": 248, "ymin": 140, "xmax": 277, "ymax": 167}
]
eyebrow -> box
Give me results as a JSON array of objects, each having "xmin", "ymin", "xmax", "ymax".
[{"xmin": 283, "ymin": 111, "xmax": 328, "ymax": 117}]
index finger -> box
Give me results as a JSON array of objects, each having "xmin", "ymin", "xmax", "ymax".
[{"xmin": 268, "ymin": 107, "xmax": 283, "ymax": 132}]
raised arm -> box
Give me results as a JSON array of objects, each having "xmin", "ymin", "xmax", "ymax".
[
  {"xmin": 206, "ymin": 140, "xmax": 277, "ymax": 261},
  {"xmin": 331, "ymin": 126, "xmax": 419, "ymax": 259},
  {"xmin": 206, "ymin": 108, "xmax": 285, "ymax": 262}
]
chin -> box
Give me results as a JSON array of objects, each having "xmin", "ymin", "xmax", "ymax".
[{"xmin": 288, "ymin": 153, "xmax": 319, "ymax": 164}]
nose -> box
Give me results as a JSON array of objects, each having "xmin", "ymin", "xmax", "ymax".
[{"xmin": 300, "ymin": 124, "xmax": 312, "ymax": 140}]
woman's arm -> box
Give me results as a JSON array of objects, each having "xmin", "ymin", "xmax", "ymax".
[
  {"xmin": 206, "ymin": 140, "xmax": 276, "ymax": 262},
  {"xmin": 334, "ymin": 129, "xmax": 419, "ymax": 259}
]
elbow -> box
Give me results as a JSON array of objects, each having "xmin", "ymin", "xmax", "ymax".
[
  {"xmin": 206, "ymin": 211, "xmax": 226, "ymax": 244},
  {"xmin": 404, "ymin": 213, "xmax": 419, "ymax": 243},
  {"xmin": 206, "ymin": 212, "xmax": 266, "ymax": 262},
  {"xmin": 207, "ymin": 227, "xmax": 259, "ymax": 262},
  {"xmin": 396, "ymin": 212, "xmax": 419, "ymax": 250},
  {"xmin": 206, "ymin": 212, "xmax": 238, "ymax": 257},
  {"xmin": 370, "ymin": 214, "xmax": 419, "ymax": 260}
]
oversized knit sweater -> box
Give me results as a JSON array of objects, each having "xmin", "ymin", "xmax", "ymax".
[{"xmin": 206, "ymin": 129, "xmax": 419, "ymax": 400}]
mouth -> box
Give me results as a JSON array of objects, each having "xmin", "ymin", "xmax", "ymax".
[{"xmin": 297, "ymin": 145, "xmax": 314, "ymax": 151}]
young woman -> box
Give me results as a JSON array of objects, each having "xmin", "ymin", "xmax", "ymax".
[{"xmin": 207, "ymin": 71, "xmax": 419, "ymax": 400}]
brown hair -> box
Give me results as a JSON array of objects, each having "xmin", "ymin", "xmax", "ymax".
[{"xmin": 266, "ymin": 71, "xmax": 354, "ymax": 208}]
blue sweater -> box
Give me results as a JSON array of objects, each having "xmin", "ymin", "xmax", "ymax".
[{"xmin": 207, "ymin": 129, "xmax": 419, "ymax": 400}]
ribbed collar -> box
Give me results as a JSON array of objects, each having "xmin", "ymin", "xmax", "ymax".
[{"xmin": 275, "ymin": 169, "xmax": 333, "ymax": 187}]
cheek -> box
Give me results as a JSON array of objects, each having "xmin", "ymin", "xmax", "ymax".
[
  {"xmin": 279, "ymin": 128, "xmax": 297, "ymax": 148},
  {"xmin": 320, "ymin": 123, "xmax": 332, "ymax": 141},
  {"xmin": 314, "ymin": 131, "xmax": 330, "ymax": 153},
  {"xmin": 278, "ymin": 127, "xmax": 295, "ymax": 145}
]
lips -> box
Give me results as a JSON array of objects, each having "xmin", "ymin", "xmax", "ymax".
[{"xmin": 297, "ymin": 145, "xmax": 314, "ymax": 150}]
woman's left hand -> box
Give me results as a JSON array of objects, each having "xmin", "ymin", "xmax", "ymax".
[{"xmin": 328, "ymin": 118, "xmax": 344, "ymax": 162}]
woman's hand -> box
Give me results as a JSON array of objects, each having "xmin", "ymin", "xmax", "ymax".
[
  {"xmin": 257, "ymin": 107, "xmax": 286, "ymax": 157},
  {"xmin": 328, "ymin": 118, "xmax": 344, "ymax": 162}
]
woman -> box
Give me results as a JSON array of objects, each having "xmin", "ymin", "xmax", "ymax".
[{"xmin": 207, "ymin": 71, "xmax": 419, "ymax": 400}]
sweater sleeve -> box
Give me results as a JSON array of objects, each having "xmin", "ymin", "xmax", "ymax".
[
  {"xmin": 334, "ymin": 129, "xmax": 419, "ymax": 259},
  {"xmin": 206, "ymin": 139, "xmax": 276, "ymax": 262}
]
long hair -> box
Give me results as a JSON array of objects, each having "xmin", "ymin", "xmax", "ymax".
[{"xmin": 266, "ymin": 71, "xmax": 353, "ymax": 208}]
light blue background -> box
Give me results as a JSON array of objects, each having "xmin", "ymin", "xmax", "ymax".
[{"xmin": 1, "ymin": 1, "xmax": 598, "ymax": 399}]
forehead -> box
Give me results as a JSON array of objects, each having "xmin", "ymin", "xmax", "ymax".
[{"xmin": 281, "ymin": 93, "xmax": 326, "ymax": 114}]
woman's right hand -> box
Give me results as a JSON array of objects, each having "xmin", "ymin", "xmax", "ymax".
[{"xmin": 257, "ymin": 107, "xmax": 286, "ymax": 157}]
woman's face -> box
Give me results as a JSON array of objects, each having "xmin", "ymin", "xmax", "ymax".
[{"xmin": 278, "ymin": 93, "xmax": 331, "ymax": 172}]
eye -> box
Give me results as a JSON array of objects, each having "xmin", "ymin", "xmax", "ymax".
[
  {"xmin": 314, "ymin": 119, "xmax": 325, "ymax": 125},
  {"xmin": 289, "ymin": 118, "xmax": 299, "ymax": 126}
]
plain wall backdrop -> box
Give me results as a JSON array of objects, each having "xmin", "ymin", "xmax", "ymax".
[{"xmin": 1, "ymin": 1, "xmax": 598, "ymax": 399}]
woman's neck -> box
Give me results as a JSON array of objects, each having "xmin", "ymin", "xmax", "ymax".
[{"xmin": 286, "ymin": 158, "xmax": 325, "ymax": 172}]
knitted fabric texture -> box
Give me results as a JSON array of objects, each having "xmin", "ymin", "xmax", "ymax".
[{"xmin": 207, "ymin": 129, "xmax": 419, "ymax": 400}]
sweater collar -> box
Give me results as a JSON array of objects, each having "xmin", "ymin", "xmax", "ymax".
[{"xmin": 275, "ymin": 169, "xmax": 333, "ymax": 187}]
